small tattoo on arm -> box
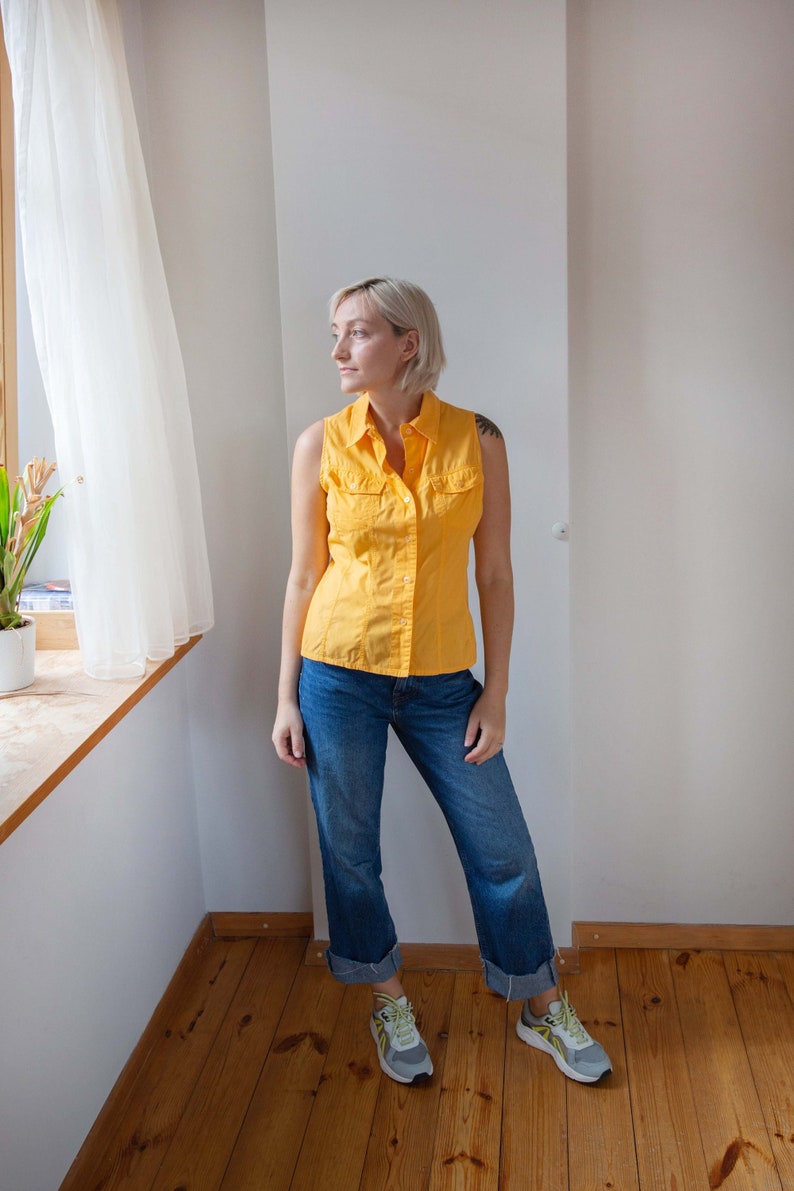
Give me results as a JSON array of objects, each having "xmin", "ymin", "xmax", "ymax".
[{"xmin": 475, "ymin": 413, "xmax": 503, "ymax": 440}]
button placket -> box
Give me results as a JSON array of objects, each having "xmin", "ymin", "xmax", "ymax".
[
  {"xmin": 394, "ymin": 471, "xmax": 417, "ymax": 671},
  {"xmin": 402, "ymin": 425, "xmax": 422, "ymax": 488}
]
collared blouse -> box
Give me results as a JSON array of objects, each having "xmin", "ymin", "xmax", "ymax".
[{"xmin": 301, "ymin": 390, "xmax": 484, "ymax": 677}]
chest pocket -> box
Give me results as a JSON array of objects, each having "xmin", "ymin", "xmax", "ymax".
[
  {"xmin": 326, "ymin": 468, "xmax": 386, "ymax": 531},
  {"xmin": 429, "ymin": 465, "xmax": 484, "ymax": 529}
]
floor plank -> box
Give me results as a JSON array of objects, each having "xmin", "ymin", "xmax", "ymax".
[
  {"xmin": 152, "ymin": 937, "xmax": 305, "ymax": 1191},
  {"xmin": 564, "ymin": 948, "xmax": 639, "ymax": 1191},
  {"xmin": 617, "ymin": 948, "xmax": 711, "ymax": 1191},
  {"xmin": 670, "ymin": 949, "xmax": 781, "ymax": 1191},
  {"xmin": 360, "ymin": 969, "xmax": 455, "ymax": 1191},
  {"xmin": 724, "ymin": 952, "xmax": 794, "ymax": 1189},
  {"xmin": 775, "ymin": 950, "xmax": 794, "ymax": 1003},
  {"xmin": 73, "ymin": 937, "xmax": 256, "ymax": 1191},
  {"xmin": 428, "ymin": 972, "xmax": 506, "ymax": 1190},
  {"xmin": 219, "ymin": 962, "xmax": 345, "ymax": 1191},
  {"xmin": 501, "ymin": 999, "xmax": 568, "ymax": 1191},
  {"xmin": 287, "ymin": 982, "xmax": 382, "ymax": 1190},
  {"xmin": 59, "ymin": 917, "xmax": 216, "ymax": 1191}
]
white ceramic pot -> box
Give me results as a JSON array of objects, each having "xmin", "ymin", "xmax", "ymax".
[{"xmin": 0, "ymin": 617, "xmax": 36, "ymax": 692}]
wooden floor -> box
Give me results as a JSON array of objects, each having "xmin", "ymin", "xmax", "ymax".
[{"xmin": 62, "ymin": 931, "xmax": 794, "ymax": 1190}]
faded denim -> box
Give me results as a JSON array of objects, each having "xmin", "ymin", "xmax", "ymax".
[{"xmin": 299, "ymin": 659, "xmax": 558, "ymax": 1000}]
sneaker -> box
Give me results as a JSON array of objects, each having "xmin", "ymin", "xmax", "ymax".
[
  {"xmin": 516, "ymin": 992, "xmax": 612, "ymax": 1084},
  {"xmin": 370, "ymin": 994, "xmax": 433, "ymax": 1085}
]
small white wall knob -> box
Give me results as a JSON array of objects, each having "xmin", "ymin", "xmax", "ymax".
[{"xmin": 551, "ymin": 522, "xmax": 569, "ymax": 541}]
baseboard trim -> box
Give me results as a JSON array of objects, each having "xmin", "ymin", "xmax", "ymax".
[
  {"xmin": 554, "ymin": 947, "xmax": 579, "ymax": 973},
  {"xmin": 573, "ymin": 921, "xmax": 794, "ymax": 952},
  {"xmin": 60, "ymin": 914, "xmax": 215, "ymax": 1191},
  {"xmin": 210, "ymin": 912, "xmax": 313, "ymax": 938},
  {"xmin": 207, "ymin": 918, "xmax": 579, "ymax": 971},
  {"xmin": 305, "ymin": 939, "xmax": 580, "ymax": 975},
  {"xmin": 207, "ymin": 915, "xmax": 793, "ymax": 954}
]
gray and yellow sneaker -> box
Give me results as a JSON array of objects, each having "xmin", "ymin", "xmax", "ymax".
[
  {"xmin": 516, "ymin": 992, "xmax": 612, "ymax": 1084},
  {"xmin": 370, "ymin": 994, "xmax": 433, "ymax": 1085}
]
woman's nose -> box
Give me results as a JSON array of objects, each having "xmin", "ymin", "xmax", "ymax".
[{"xmin": 331, "ymin": 335, "xmax": 348, "ymax": 360}]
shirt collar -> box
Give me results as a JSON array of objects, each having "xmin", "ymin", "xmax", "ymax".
[
  {"xmin": 347, "ymin": 394, "xmax": 372, "ymax": 445},
  {"xmin": 413, "ymin": 391, "xmax": 440, "ymax": 443},
  {"xmin": 346, "ymin": 390, "xmax": 440, "ymax": 446}
]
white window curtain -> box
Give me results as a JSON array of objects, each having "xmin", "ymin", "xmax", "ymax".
[{"xmin": 0, "ymin": 0, "xmax": 214, "ymax": 678}]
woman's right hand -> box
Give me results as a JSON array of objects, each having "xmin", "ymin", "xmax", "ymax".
[{"xmin": 272, "ymin": 699, "xmax": 307, "ymax": 768}]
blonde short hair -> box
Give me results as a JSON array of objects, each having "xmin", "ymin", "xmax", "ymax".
[{"xmin": 330, "ymin": 277, "xmax": 446, "ymax": 394}]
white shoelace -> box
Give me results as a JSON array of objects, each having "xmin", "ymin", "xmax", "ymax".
[
  {"xmin": 381, "ymin": 998, "xmax": 418, "ymax": 1047},
  {"xmin": 547, "ymin": 993, "xmax": 589, "ymax": 1046}
]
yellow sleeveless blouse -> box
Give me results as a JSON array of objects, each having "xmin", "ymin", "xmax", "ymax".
[{"xmin": 301, "ymin": 390, "xmax": 483, "ymax": 677}]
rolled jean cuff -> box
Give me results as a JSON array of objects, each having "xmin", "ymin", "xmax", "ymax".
[
  {"xmin": 482, "ymin": 953, "xmax": 559, "ymax": 1001},
  {"xmin": 326, "ymin": 941, "xmax": 404, "ymax": 985}
]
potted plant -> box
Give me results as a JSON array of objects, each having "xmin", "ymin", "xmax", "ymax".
[{"xmin": 0, "ymin": 458, "xmax": 66, "ymax": 692}]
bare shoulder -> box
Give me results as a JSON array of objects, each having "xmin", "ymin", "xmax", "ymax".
[
  {"xmin": 475, "ymin": 413, "xmax": 508, "ymax": 479},
  {"xmin": 475, "ymin": 412, "xmax": 504, "ymax": 441},
  {"xmin": 293, "ymin": 418, "xmax": 325, "ymax": 465}
]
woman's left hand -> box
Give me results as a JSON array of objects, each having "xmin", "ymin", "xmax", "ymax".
[{"xmin": 464, "ymin": 688, "xmax": 506, "ymax": 765}]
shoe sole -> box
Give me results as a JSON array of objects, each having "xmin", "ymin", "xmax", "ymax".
[
  {"xmin": 370, "ymin": 1017, "xmax": 433, "ymax": 1085},
  {"xmin": 515, "ymin": 1018, "xmax": 611, "ymax": 1084}
]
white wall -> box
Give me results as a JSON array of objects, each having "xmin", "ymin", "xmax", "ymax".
[
  {"xmin": 568, "ymin": 0, "xmax": 794, "ymax": 923},
  {"xmin": 265, "ymin": 0, "xmax": 572, "ymax": 944},
  {"xmin": 133, "ymin": 0, "xmax": 311, "ymax": 912},
  {"xmin": 126, "ymin": 0, "xmax": 794, "ymax": 937},
  {"xmin": 0, "ymin": 668, "xmax": 205, "ymax": 1191}
]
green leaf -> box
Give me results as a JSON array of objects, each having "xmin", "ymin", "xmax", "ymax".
[
  {"xmin": 0, "ymin": 466, "xmax": 9, "ymax": 548},
  {"xmin": 3, "ymin": 548, "xmax": 17, "ymax": 591},
  {"xmin": 0, "ymin": 463, "xmax": 66, "ymax": 618},
  {"xmin": 16, "ymin": 497, "xmax": 57, "ymax": 579}
]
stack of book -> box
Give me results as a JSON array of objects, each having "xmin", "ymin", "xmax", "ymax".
[{"xmin": 18, "ymin": 580, "xmax": 73, "ymax": 612}]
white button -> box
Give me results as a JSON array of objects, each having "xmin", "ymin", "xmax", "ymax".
[
  {"xmin": 456, "ymin": 481, "xmax": 464, "ymax": 488},
  {"xmin": 404, "ymin": 427, "xmax": 413, "ymax": 435},
  {"xmin": 400, "ymin": 618, "xmax": 407, "ymax": 625},
  {"xmin": 405, "ymin": 536, "xmax": 412, "ymax": 543},
  {"xmin": 349, "ymin": 482, "xmax": 357, "ymax": 489},
  {"xmin": 404, "ymin": 496, "xmax": 411, "ymax": 503},
  {"xmin": 403, "ymin": 576, "xmax": 410, "ymax": 583}
]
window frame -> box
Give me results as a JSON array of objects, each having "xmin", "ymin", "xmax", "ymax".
[
  {"xmin": 0, "ymin": 31, "xmax": 74, "ymax": 646},
  {"xmin": 0, "ymin": 29, "xmax": 16, "ymax": 478}
]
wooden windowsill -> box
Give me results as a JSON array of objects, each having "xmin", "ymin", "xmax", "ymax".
[{"xmin": 0, "ymin": 637, "xmax": 201, "ymax": 846}]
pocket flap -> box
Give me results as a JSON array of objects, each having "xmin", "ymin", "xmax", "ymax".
[
  {"xmin": 333, "ymin": 470, "xmax": 386, "ymax": 496},
  {"xmin": 429, "ymin": 465, "xmax": 483, "ymax": 494}
]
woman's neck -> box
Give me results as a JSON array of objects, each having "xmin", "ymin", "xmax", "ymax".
[{"xmin": 364, "ymin": 389, "xmax": 424, "ymax": 436}]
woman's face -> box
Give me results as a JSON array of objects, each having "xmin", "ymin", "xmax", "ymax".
[{"xmin": 331, "ymin": 294, "xmax": 417, "ymax": 397}]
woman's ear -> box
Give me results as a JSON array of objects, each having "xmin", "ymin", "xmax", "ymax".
[{"xmin": 401, "ymin": 329, "xmax": 419, "ymax": 362}]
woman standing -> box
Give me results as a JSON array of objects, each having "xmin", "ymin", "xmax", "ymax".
[{"xmin": 272, "ymin": 278, "xmax": 610, "ymax": 1087}]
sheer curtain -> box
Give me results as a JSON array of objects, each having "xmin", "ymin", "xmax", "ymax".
[{"xmin": 0, "ymin": 0, "xmax": 214, "ymax": 678}]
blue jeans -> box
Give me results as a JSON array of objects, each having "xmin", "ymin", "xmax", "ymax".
[{"xmin": 299, "ymin": 660, "xmax": 558, "ymax": 1000}]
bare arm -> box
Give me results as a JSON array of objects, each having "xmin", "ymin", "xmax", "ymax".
[
  {"xmin": 464, "ymin": 417, "xmax": 514, "ymax": 765},
  {"xmin": 272, "ymin": 420, "xmax": 328, "ymax": 767}
]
